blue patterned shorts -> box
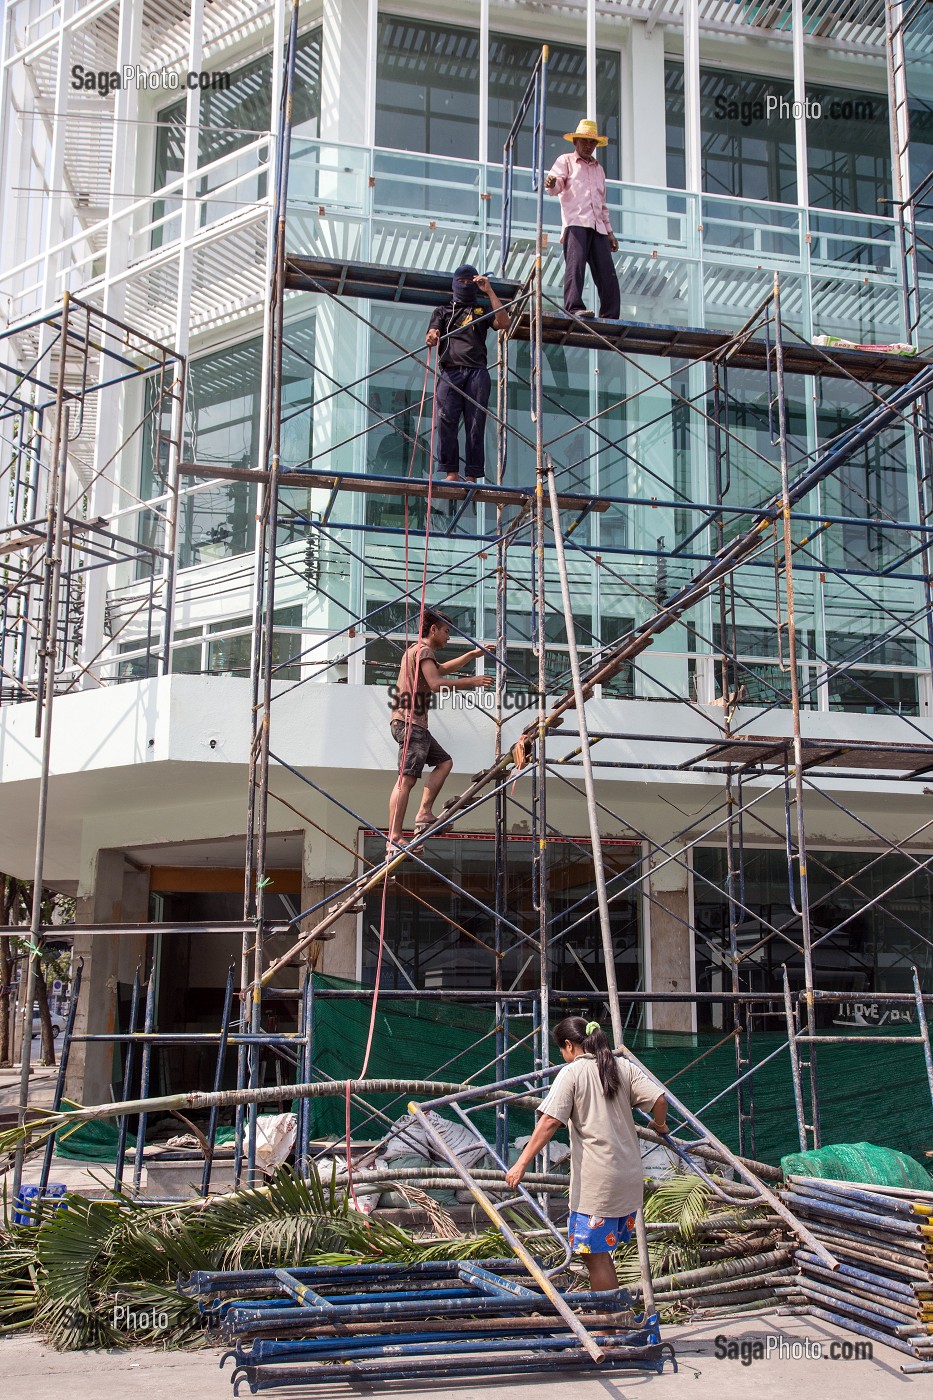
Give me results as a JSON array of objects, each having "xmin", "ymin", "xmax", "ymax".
[{"xmin": 568, "ymin": 1208, "xmax": 638, "ymax": 1254}]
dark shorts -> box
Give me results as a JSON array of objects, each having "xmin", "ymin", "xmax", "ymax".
[{"xmin": 390, "ymin": 719, "xmax": 451, "ymax": 778}]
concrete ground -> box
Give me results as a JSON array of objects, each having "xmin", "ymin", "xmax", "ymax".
[{"xmin": 0, "ymin": 1312, "xmax": 923, "ymax": 1400}]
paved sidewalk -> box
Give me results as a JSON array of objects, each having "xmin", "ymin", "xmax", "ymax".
[
  {"xmin": 0, "ymin": 1060, "xmax": 59, "ymax": 1114},
  {"xmin": 0, "ymin": 1311, "xmax": 922, "ymax": 1399}
]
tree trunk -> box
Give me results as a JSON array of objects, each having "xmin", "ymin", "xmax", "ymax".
[
  {"xmin": 10, "ymin": 878, "xmax": 56, "ymax": 1068},
  {"xmin": 0, "ymin": 877, "xmax": 17, "ymax": 1066},
  {"xmin": 0, "ymin": 941, "xmax": 13, "ymax": 1066},
  {"xmin": 34, "ymin": 967, "xmax": 56, "ymax": 1067}
]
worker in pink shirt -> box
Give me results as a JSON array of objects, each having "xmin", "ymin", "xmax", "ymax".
[{"xmin": 545, "ymin": 118, "xmax": 620, "ymax": 321}]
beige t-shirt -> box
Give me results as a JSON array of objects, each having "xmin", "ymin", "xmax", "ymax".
[{"xmin": 537, "ymin": 1054, "xmax": 659, "ymax": 1216}]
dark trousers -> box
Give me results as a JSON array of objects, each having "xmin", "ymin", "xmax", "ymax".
[
  {"xmin": 563, "ymin": 225, "xmax": 620, "ymax": 319},
  {"xmin": 434, "ymin": 366, "xmax": 491, "ymax": 479}
]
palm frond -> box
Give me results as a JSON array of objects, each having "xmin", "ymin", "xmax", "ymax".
[
  {"xmin": 0, "ymin": 1226, "xmax": 40, "ymax": 1335},
  {"xmin": 644, "ymin": 1175, "xmax": 712, "ymax": 1236}
]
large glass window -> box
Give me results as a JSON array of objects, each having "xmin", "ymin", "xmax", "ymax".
[
  {"xmin": 666, "ymin": 63, "xmax": 795, "ymax": 202},
  {"xmin": 666, "ymin": 63, "xmax": 890, "ymax": 214},
  {"xmin": 140, "ymin": 317, "xmax": 315, "ymax": 569},
  {"xmin": 151, "ymin": 27, "xmax": 321, "ymax": 245},
  {"xmin": 374, "ymin": 15, "xmax": 621, "ymax": 174},
  {"xmin": 694, "ymin": 847, "xmax": 933, "ymax": 1031},
  {"xmin": 816, "ymin": 377, "xmax": 913, "ymax": 574},
  {"xmin": 376, "ymin": 16, "xmax": 480, "ymax": 158},
  {"xmin": 806, "ymin": 85, "xmax": 889, "ymax": 215},
  {"xmin": 488, "ymin": 35, "xmax": 620, "ymax": 179},
  {"xmin": 361, "ymin": 833, "xmax": 642, "ymax": 992}
]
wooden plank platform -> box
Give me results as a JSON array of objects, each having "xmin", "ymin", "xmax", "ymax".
[
  {"xmin": 178, "ymin": 463, "xmax": 608, "ymax": 513},
  {"xmin": 285, "ymin": 257, "xmax": 930, "ymax": 388},
  {"xmin": 695, "ymin": 735, "xmax": 933, "ymax": 776}
]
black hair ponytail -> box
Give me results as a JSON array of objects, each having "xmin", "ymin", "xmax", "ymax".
[{"xmin": 552, "ymin": 1015, "xmax": 622, "ymax": 1100}]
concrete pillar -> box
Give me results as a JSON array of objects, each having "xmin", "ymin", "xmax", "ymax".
[
  {"xmin": 65, "ymin": 851, "xmax": 149, "ymax": 1106},
  {"xmin": 625, "ymin": 23, "xmax": 667, "ymax": 189},
  {"xmin": 320, "ymin": 0, "xmax": 372, "ymax": 147},
  {"xmin": 299, "ymin": 819, "xmax": 359, "ymax": 981},
  {"xmin": 645, "ymin": 847, "xmax": 694, "ymax": 1034}
]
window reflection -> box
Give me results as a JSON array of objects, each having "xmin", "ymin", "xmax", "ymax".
[
  {"xmin": 375, "ymin": 14, "xmax": 621, "ymax": 174},
  {"xmin": 361, "ymin": 833, "xmax": 642, "ymax": 993},
  {"xmin": 665, "ymin": 62, "xmax": 897, "ymax": 216},
  {"xmin": 694, "ymin": 847, "xmax": 933, "ymax": 1031},
  {"xmin": 139, "ymin": 318, "xmax": 315, "ymax": 570},
  {"xmin": 151, "ymin": 27, "xmax": 321, "ymax": 247}
]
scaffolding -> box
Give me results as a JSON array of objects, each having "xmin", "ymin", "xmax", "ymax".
[{"xmin": 2, "ymin": 18, "xmax": 933, "ymax": 1222}]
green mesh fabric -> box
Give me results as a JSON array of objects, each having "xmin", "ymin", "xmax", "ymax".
[
  {"xmin": 55, "ymin": 1120, "xmax": 237, "ymax": 1162},
  {"xmin": 309, "ymin": 974, "xmax": 933, "ymax": 1167},
  {"xmin": 55, "ymin": 1119, "xmax": 133, "ymax": 1161},
  {"xmin": 780, "ymin": 1142, "xmax": 933, "ymax": 1190}
]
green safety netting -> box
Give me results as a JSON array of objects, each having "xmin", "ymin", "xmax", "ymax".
[
  {"xmin": 49, "ymin": 974, "xmax": 933, "ymax": 1170},
  {"xmin": 55, "ymin": 1120, "xmax": 237, "ymax": 1162},
  {"xmin": 55, "ymin": 1118, "xmax": 134, "ymax": 1161},
  {"xmin": 780, "ymin": 1142, "xmax": 932, "ymax": 1191},
  {"xmin": 308, "ymin": 974, "xmax": 933, "ymax": 1168}
]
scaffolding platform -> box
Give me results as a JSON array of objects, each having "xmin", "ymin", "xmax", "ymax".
[
  {"xmin": 692, "ymin": 735, "xmax": 933, "ymax": 777},
  {"xmin": 285, "ymin": 257, "xmax": 930, "ymax": 386},
  {"xmin": 177, "ymin": 462, "xmax": 609, "ymax": 513}
]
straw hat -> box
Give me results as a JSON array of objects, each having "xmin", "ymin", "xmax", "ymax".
[{"xmin": 563, "ymin": 118, "xmax": 608, "ymax": 147}]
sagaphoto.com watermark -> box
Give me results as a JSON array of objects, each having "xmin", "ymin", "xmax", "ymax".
[
  {"xmin": 387, "ymin": 685, "xmax": 543, "ymax": 715},
  {"xmin": 713, "ymin": 93, "xmax": 879, "ymax": 127},
  {"xmin": 714, "ymin": 1333, "xmax": 873, "ymax": 1365},
  {"xmin": 71, "ymin": 65, "xmax": 231, "ymax": 96},
  {"xmin": 112, "ymin": 1301, "xmax": 171, "ymax": 1333}
]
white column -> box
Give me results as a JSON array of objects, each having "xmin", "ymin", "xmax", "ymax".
[
  {"xmin": 586, "ymin": 0, "xmax": 596, "ymax": 120},
  {"xmin": 80, "ymin": 0, "xmax": 143, "ymax": 676},
  {"xmin": 320, "ymin": 0, "xmax": 371, "ymax": 145},
  {"xmin": 319, "ymin": 0, "xmax": 372, "ymax": 211},
  {"xmin": 478, "ymin": 0, "xmax": 489, "ymax": 166},
  {"xmin": 40, "ymin": 3, "xmax": 74, "ymax": 316},
  {"xmin": 627, "ymin": 22, "xmax": 666, "ymax": 189},
  {"xmin": 888, "ymin": 0, "xmax": 911, "ymax": 208},
  {"xmin": 364, "ymin": 0, "xmax": 378, "ymax": 147},
  {"xmin": 792, "ymin": 0, "xmax": 809, "ymax": 210},
  {"xmin": 683, "ymin": 0, "xmax": 702, "ymax": 194}
]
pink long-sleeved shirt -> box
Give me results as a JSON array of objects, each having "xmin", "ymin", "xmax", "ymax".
[{"xmin": 546, "ymin": 151, "xmax": 613, "ymax": 240}]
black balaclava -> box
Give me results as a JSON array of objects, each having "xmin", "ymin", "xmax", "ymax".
[{"xmin": 452, "ymin": 264, "xmax": 479, "ymax": 305}]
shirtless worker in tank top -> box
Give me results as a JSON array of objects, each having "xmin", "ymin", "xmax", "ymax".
[{"xmin": 386, "ymin": 610, "xmax": 493, "ymax": 856}]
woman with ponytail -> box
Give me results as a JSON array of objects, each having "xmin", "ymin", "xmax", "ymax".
[{"xmin": 506, "ymin": 1016, "xmax": 668, "ymax": 1292}]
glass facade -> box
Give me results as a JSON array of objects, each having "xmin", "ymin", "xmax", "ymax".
[
  {"xmin": 151, "ymin": 26, "xmax": 321, "ymax": 245},
  {"xmin": 487, "ymin": 33, "xmax": 620, "ymax": 178},
  {"xmin": 376, "ymin": 14, "xmax": 621, "ymax": 177},
  {"xmin": 694, "ymin": 846, "xmax": 933, "ymax": 1030},
  {"xmin": 665, "ymin": 63, "xmax": 891, "ymax": 215},
  {"xmin": 140, "ymin": 316, "xmax": 315, "ymax": 571},
  {"xmin": 376, "ymin": 17, "xmax": 480, "ymax": 158},
  {"xmin": 132, "ymin": 19, "xmax": 932, "ymax": 717},
  {"xmin": 360, "ymin": 832, "xmax": 642, "ymax": 991}
]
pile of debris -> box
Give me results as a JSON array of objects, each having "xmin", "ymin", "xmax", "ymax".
[
  {"xmin": 783, "ymin": 1175, "xmax": 933, "ymax": 1365},
  {"xmin": 647, "ymin": 1202, "xmax": 800, "ymax": 1319}
]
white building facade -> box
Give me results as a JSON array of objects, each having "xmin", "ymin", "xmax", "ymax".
[{"xmin": 1, "ymin": 0, "xmax": 932, "ymax": 1109}]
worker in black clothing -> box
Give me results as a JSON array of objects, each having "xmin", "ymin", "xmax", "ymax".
[{"xmin": 426, "ymin": 264, "xmax": 510, "ymax": 482}]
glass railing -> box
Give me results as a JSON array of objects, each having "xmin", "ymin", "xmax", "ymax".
[
  {"xmin": 278, "ymin": 141, "xmax": 921, "ymax": 344},
  {"xmin": 6, "ymin": 136, "xmax": 929, "ymax": 336}
]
